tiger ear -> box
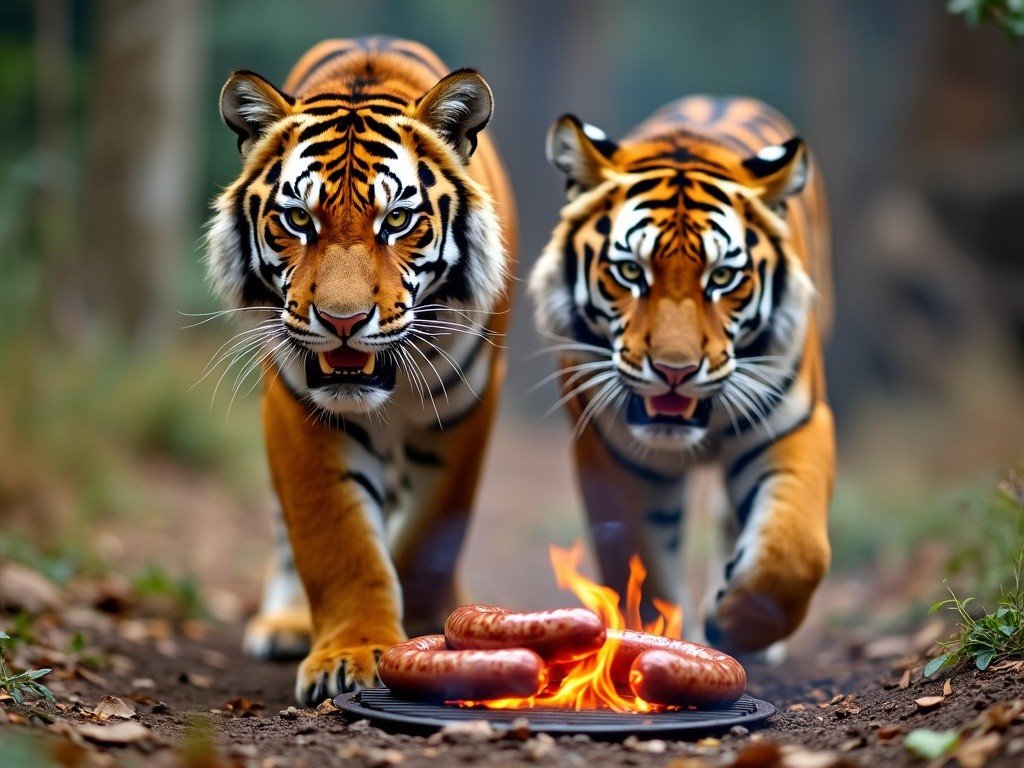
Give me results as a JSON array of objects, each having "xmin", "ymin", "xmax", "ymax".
[
  {"xmin": 741, "ymin": 137, "xmax": 808, "ymax": 202},
  {"xmin": 220, "ymin": 70, "xmax": 294, "ymax": 159},
  {"xmin": 415, "ymin": 69, "xmax": 493, "ymax": 162},
  {"xmin": 547, "ymin": 115, "xmax": 619, "ymax": 200}
]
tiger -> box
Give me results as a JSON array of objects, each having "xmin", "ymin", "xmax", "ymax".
[
  {"xmin": 204, "ymin": 36, "xmax": 516, "ymax": 705},
  {"xmin": 529, "ymin": 96, "xmax": 833, "ymax": 655}
]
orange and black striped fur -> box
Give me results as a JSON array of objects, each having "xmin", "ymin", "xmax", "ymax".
[
  {"xmin": 205, "ymin": 37, "xmax": 516, "ymax": 704},
  {"xmin": 529, "ymin": 97, "xmax": 832, "ymax": 655}
]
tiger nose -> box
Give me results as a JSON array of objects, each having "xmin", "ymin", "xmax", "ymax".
[
  {"xmin": 651, "ymin": 361, "xmax": 699, "ymax": 386},
  {"xmin": 316, "ymin": 308, "xmax": 371, "ymax": 339}
]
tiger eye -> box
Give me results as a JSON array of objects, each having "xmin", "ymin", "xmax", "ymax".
[
  {"xmin": 285, "ymin": 207, "xmax": 312, "ymax": 230},
  {"xmin": 385, "ymin": 208, "xmax": 410, "ymax": 229},
  {"xmin": 709, "ymin": 267, "xmax": 735, "ymax": 287},
  {"xmin": 618, "ymin": 260, "xmax": 643, "ymax": 282}
]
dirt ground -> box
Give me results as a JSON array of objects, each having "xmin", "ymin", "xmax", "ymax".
[
  {"xmin": 2, "ymin": 423, "xmax": 1024, "ymax": 766},
  {"xmin": 4, "ymin": 614, "xmax": 1024, "ymax": 768}
]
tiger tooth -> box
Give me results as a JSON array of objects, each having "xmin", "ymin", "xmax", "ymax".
[
  {"xmin": 683, "ymin": 398, "xmax": 699, "ymax": 419},
  {"xmin": 318, "ymin": 352, "xmax": 333, "ymax": 374},
  {"xmin": 362, "ymin": 353, "xmax": 376, "ymax": 375},
  {"xmin": 644, "ymin": 398, "xmax": 657, "ymax": 418}
]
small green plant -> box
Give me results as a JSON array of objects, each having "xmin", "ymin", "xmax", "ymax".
[
  {"xmin": 925, "ymin": 550, "xmax": 1024, "ymax": 676},
  {"xmin": 948, "ymin": 0, "xmax": 1024, "ymax": 38},
  {"xmin": 925, "ymin": 466, "xmax": 1024, "ymax": 677},
  {"xmin": 131, "ymin": 563, "xmax": 208, "ymax": 622},
  {"xmin": 0, "ymin": 632, "xmax": 55, "ymax": 704}
]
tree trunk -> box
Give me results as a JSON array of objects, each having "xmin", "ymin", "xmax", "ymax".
[{"xmin": 80, "ymin": 0, "xmax": 203, "ymax": 345}]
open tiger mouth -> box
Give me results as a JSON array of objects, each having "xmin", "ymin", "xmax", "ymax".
[
  {"xmin": 626, "ymin": 392, "xmax": 712, "ymax": 428},
  {"xmin": 304, "ymin": 347, "xmax": 397, "ymax": 391}
]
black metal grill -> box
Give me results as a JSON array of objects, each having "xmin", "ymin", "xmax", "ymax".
[{"xmin": 334, "ymin": 688, "xmax": 775, "ymax": 740}]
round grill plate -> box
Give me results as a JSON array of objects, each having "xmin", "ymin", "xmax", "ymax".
[{"xmin": 335, "ymin": 688, "xmax": 775, "ymax": 740}]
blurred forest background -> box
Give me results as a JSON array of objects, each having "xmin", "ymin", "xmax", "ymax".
[{"xmin": 1, "ymin": 0, "xmax": 1023, "ymax": 630}]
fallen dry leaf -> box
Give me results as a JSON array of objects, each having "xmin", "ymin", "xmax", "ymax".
[
  {"xmin": 179, "ymin": 672, "xmax": 212, "ymax": 689},
  {"xmin": 75, "ymin": 720, "xmax": 153, "ymax": 745},
  {"xmin": 93, "ymin": 695, "xmax": 136, "ymax": 720},
  {"xmin": 427, "ymin": 720, "xmax": 495, "ymax": 744},
  {"xmin": 974, "ymin": 700, "xmax": 1024, "ymax": 732},
  {"xmin": 623, "ymin": 735, "xmax": 667, "ymax": 753},
  {"xmin": 943, "ymin": 679, "xmax": 953, "ymax": 697},
  {"xmin": 728, "ymin": 741, "xmax": 783, "ymax": 767},
  {"xmin": 839, "ymin": 736, "xmax": 865, "ymax": 752},
  {"xmin": 899, "ymin": 670, "xmax": 911, "ymax": 689},
  {"xmin": 314, "ymin": 698, "xmax": 338, "ymax": 715},
  {"xmin": 955, "ymin": 732, "xmax": 1002, "ymax": 768},
  {"xmin": 877, "ymin": 725, "xmax": 902, "ymax": 741},
  {"xmin": 779, "ymin": 744, "xmax": 857, "ymax": 768},
  {"xmin": 223, "ymin": 697, "xmax": 265, "ymax": 717},
  {"xmin": 915, "ymin": 696, "xmax": 945, "ymax": 711},
  {"xmin": 0, "ymin": 562, "xmax": 65, "ymax": 613}
]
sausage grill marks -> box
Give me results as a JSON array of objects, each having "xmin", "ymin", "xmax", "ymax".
[
  {"xmin": 444, "ymin": 604, "xmax": 607, "ymax": 662},
  {"xmin": 608, "ymin": 628, "xmax": 747, "ymax": 707},
  {"xmin": 376, "ymin": 606, "xmax": 747, "ymax": 709},
  {"xmin": 377, "ymin": 634, "xmax": 549, "ymax": 702}
]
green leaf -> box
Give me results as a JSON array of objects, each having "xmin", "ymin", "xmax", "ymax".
[
  {"xmin": 905, "ymin": 729, "xmax": 960, "ymax": 759},
  {"xmin": 8, "ymin": 687, "xmax": 23, "ymax": 705},
  {"xmin": 30, "ymin": 682, "xmax": 55, "ymax": 702},
  {"xmin": 999, "ymin": 624, "xmax": 1016, "ymax": 636},
  {"xmin": 976, "ymin": 650, "xmax": 995, "ymax": 670},
  {"xmin": 26, "ymin": 668, "xmax": 51, "ymax": 681},
  {"xmin": 929, "ymin": 599, "xmax": 955, "ymax": 615},
  {"xmin": 924, "ymin": 655, "xmax": 950, "ymax": 677}
]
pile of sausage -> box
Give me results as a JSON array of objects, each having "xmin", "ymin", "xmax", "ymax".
[{"xmin": 377, "ymin": 604, "xmax": 746, "ymax": 709}]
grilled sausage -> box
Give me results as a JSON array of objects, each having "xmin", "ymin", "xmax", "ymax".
[
  {"xmin": 445, "ymin": 604, "xmax": 606, "ymax": 663},
  {"xmin": 378, "ymin": 634, "xmax": 548, "ymax": 702},
  {"xmin": 606, "ymin": 629, "xmax": 746, "ymax": 707}
]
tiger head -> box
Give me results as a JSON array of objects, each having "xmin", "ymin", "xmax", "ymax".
[
  {"xmin": 205, "ymin": 68, "xmax": 505, "ymax": 415},
  {"xmin": 530, "ymin": 115, "xmax": 815, "ymax": 450}
]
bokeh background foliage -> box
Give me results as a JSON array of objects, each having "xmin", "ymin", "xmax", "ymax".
[{"xmin": 0, "ymin": 0, "xmax": 1023, "ymax": 622}]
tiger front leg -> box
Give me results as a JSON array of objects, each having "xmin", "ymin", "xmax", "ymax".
[
  {"xmin": 705, "ymin": 400, "xmax": 834, "ymax": 655},
  {"xmin": 568, "ymin": 392, "xmax": 689, "ymax": 618},
  {"xmin": 263, "ymin": 377, "xmax": 405, "ymax": 706},
  {"xmin": 390, "ymin": 351, "xmax": 506, "ymax": 637},
  {"xmin": 243, "ymin": 503, "xmax": 312, "ymax": 661}
]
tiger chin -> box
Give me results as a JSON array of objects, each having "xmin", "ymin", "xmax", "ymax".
[
  {"xmin": 204, "ymin": 37, "xmax": 515, "ymax": 706},
  {"xmin": 529, "ymin": 96, "xmax": 834, "ymax": 657}
]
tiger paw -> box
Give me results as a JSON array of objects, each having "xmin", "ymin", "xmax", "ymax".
[
  {"xmin": 295, "ymin": 644, "xmax": 389, "ymax": 706},
  {"xmin": 243, "ymin": 608, "xmax": 312, "ymax": 661}
]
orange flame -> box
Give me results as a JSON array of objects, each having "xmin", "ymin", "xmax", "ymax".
[{"xmin": 457, "ymin": 540, "xmax": 682, "ymax": 712}]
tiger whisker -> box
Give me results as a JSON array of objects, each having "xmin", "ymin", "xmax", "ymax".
[
  {"xmin": 411, "ymin": 319, "xmax": 506, "ymax": 349},
  {"xmin": 544, "ymin": 370, "xmax": 619, "ymax": 420},
  {"xmin": 194, "ymin": 319, "xmax": 283, "ymax": 385},
  {"xmin": 397, "ymin": 341, "xmax": 444, "ymax": 426},
  {"xmin": 228, "ymin": 336, "xmax": 293, "ymax": 416},
  {"xmin": 571, "ymin": 377, "xmax": 624, "ymax": 442},
  {"xmin": 207, "ymin": 329, "xmax": 287, "ymax": 409},
  {"xmin": 178, "ymin": 305, "xmax": 280, "ymax": 329},
  {"xmin": 720, "ymin": 378, "xmax": 776, "ymax": 439},
  {"xmin": 529, "ymin": 358, "xmax": 615, "ymax": 393},
  {"xmin": 403, "ymin": 335, "xmax": 456, "ymax": 406},
  {"xmin": 394, "ymin": 346, "xmax": 428, "ymax": 411},
  {"xmin": 407, "ymin": 330, "xmax": 481, "ymax": 401}
]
